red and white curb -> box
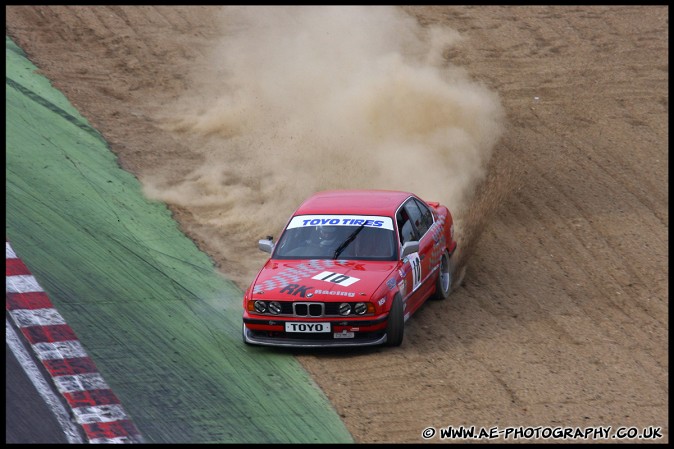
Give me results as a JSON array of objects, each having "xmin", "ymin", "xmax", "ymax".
[{"xmin": 6, "ymin": 241, "xmax": 144, "ymax": 443}]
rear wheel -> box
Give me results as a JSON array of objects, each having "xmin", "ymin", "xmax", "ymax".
[
  {"xmin": 385, "ymin": 294, "xmax": 404, "ymax": 346},
  {"xmin": 432, "ymin": 250, "xmax": 466, "ymax": 299},
  {"xmin": 431, "ymin": 250, "xmax": 452, "ymax": 300}
]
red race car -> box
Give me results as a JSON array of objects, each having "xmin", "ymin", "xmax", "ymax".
[{"xmin": 242, "ymin": 189, "xmax": 462, "ymax": 348}]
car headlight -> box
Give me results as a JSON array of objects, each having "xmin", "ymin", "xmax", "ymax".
[
  {"xmin": 268, "ymin": 301, "xmax": 281, "ymax": 315},
  {"xmin": 338, "ymin": 302, "xmax": 351, "ymax": 316},
  {"xmin": 254, "ymin": 300, "xmax": 267, "ymax": 313},
  {"xmin": 354, "ymin": 302, "xmax": 368, "ymax": 315}
]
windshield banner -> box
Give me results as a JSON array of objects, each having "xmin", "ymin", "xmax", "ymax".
[{"xmin": 287, "ymin": 215, "xmax": 394, "ymax": 231}]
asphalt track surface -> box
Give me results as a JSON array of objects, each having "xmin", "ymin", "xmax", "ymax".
[
  {"xmin": 5, "ymin": 341, "xmax": 72, "ymax": 444},
  {"xmin": 5, "ymin": 35, "xmax": 352, "ymax": 444}
]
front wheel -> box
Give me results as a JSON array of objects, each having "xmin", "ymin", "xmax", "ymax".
[{"xmin": 385, "ymin": 294, "xmax": 404, "ymax": 347}]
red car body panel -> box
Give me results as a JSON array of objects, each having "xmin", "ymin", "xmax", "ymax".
[{"xmin": 242, "ymin": 189, "xmax": 457, "ymax": 348}]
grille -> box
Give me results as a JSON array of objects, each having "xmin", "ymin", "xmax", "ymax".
[{"xmin": 293, "ymin": 302, "xmax": 325, "ymax": 317}]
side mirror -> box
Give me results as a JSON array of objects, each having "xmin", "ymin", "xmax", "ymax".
[
  {"xmin": 400, "ymin": 241, "xmax": 419, "ymax": 259},
  {"xmin": 258, "ymin": 238, "xmax": 274, "ymax": 254}
]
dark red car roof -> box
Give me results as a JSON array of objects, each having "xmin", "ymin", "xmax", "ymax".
[{"xmin": 294, "ymin": 190, "xmax": 415, "ymax": 216}]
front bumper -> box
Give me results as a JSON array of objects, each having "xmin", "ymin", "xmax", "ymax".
[{"xmin": 242, "ymin": 315, "xmax": 388, "ymax": 348}]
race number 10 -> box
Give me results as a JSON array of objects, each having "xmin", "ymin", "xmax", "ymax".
[{"xmin": 312, "ymin": 271, "xmax": 360, "ymax": 286}]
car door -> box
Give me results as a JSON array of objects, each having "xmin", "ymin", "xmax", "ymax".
[
  {"xmin": 396, "ymin": 205, "xmax": 419, "ymax": 319},
  {"xmin": 396, "ymin": 198, "xmax": 434, "ymax": 314},
  {"xmin": 405, "ymin": 198, "xmax": 435, "ymax": 304}
]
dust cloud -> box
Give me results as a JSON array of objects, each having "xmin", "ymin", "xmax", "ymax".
[{"xmin": 142, "ymin": 6, "xmax": 505, "ymax": 285}]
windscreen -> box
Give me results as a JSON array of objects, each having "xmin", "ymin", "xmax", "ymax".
[{"xmin": 273, "ymin": 215, "xmax": 397, "ymax": 261}]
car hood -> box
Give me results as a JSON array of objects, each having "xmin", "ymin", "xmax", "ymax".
[{"xmin": 251, "ymin": 259, "xmax": 399, "ymax": 302}]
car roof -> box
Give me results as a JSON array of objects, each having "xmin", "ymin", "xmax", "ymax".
[{"xmin": 294, "ymin": 189, "xmax": 415, "ymax": 216}]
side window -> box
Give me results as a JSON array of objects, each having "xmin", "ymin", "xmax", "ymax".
[
  {"xmin": 404, "ymin": 199, "xmax": 431, "ymax": 237},
  {"xmin": 396, "ymin": 207, "xmax": 418, "ymax": 244},
  {"xmin": 414, "ymin": 198, "xmax": 434, "ymax": 234}
]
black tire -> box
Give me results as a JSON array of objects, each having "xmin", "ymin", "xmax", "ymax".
[
  {"xmin": 385, "ymin": 294, "xmax": 404, "ymax": 346},
  {"xmin": 431, "ymin": 250, "xmax": 452, "ymax": 300}
]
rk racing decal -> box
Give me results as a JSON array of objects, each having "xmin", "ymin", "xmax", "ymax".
[
  {"xmin": 253, "ymin": 259, "xmax": 337, "ymax": 294},
  {"xmin": 386, "ymin": 278, "xmax": 396, "ymax": 290},
  {"xmin": 287, "ymin": 215, "xmax": 394, "ymax": 230},
  {"xmin": 312, "ymin": 271, "xmax": 360, "ymax": 286},
  {"xmin": 279, "ymin": 284, "xmax": 313, "ymax": 297},
  {"xmin": 313, "ymin": 289, "xmax": 356, "ymax": 298}
]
